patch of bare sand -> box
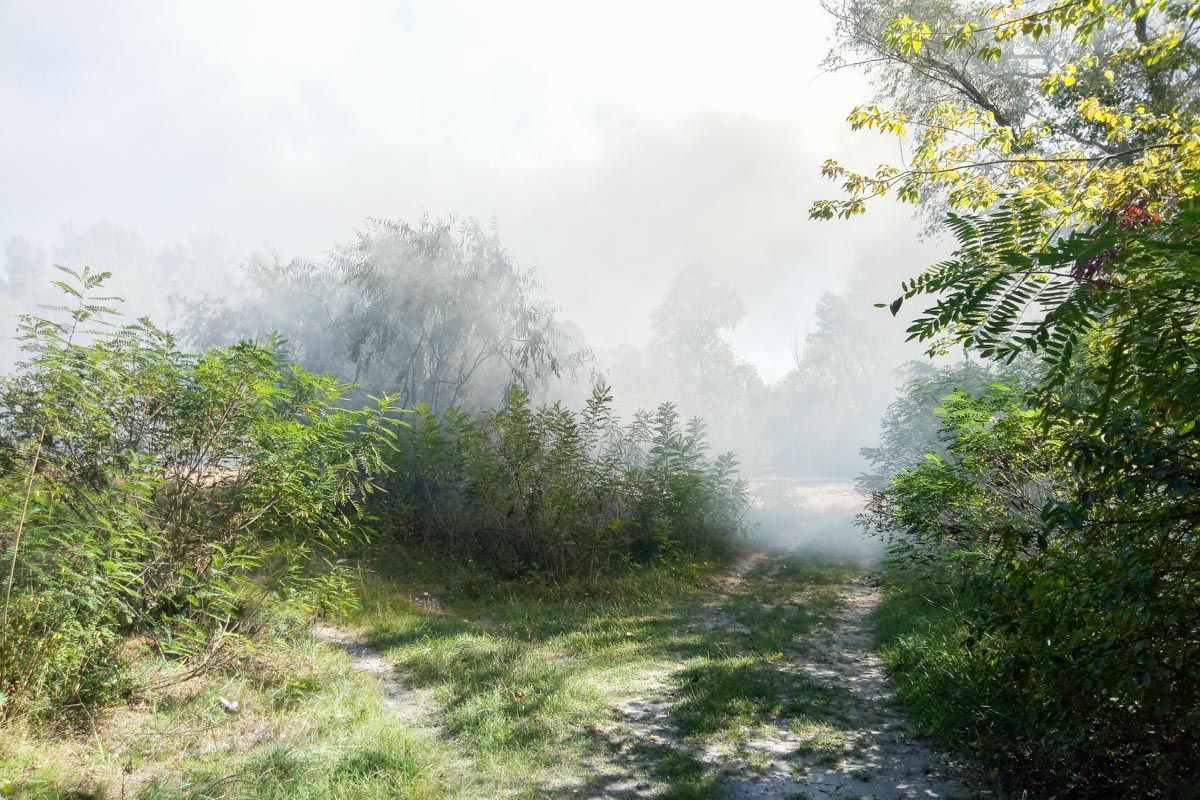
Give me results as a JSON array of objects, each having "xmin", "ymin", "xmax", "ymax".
[
  {"xmin": 314, "ymin": 556, "xmax": 970, "ymax": 800},
  {"xmin": 582, "ymin": 555, "xmax": 971, "ymax": 799}
]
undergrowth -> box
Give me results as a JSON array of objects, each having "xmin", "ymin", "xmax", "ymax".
[
  {"xmin": 347, "ymin": 546, "xmax": 726, "ymax": 794},
  {"xmin": 3, "ymin": 535, "xmax": 863, "ymax": 799},
  {"xmin": 0, "ymin": 605, "xmax": 452, "ymax": 800}
]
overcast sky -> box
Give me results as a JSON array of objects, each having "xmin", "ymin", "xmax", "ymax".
[{"xmin": 0, "ymin": 0, "xmax": 945, "ymax": 379}]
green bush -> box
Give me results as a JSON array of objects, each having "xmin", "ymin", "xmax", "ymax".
[
  {"xmin": 858, "ymin": 174, "xmax": 1200, "ymax": 796},
  {"xmin": 0, "ymin": 268, "xmax": 400, "ymax": 719},
  {"xmin": 379, "ymin": 385, "xmax": 747, "ymax": 581},
  {"xmin": 0, "ymin": 265, "xmax": 746, "ymax": 723},
  {"xmin": 867, "ymin": 380, "xmax": 1200, "ymax": 796}
]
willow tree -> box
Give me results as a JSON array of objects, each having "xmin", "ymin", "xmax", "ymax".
[{"xmin": 183, "ymin": 217, "xmax": 586, "ymax": 413}]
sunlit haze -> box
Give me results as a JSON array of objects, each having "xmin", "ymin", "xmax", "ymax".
[{"xmin": 1, "ymin": 0, "xmax": 943, "ymax": 380}]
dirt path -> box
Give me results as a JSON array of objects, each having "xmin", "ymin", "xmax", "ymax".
[
  {"xmin": 312, "ymin": 555, "xmax": 969, "ymax": 799},
  {"xmin": 598, "ymin": 553, "xmax": 968, "ymax": 799},
  {"xmin": 713, "ymin": 574, "xmax": 966, "ymax": 799},
  {"xmin": 310, "ymin": 621, "xmax": 441, "ymax": 733}
]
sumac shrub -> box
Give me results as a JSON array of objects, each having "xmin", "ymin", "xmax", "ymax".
[
  {"xmin": 867, "ymin": 381, "xmax": 1200, "ymax": 797},
  {"xmin": 379, "ymin": 385, "xmax": 747, "ymax": 581},
  {"xmin": 0, "ymin": 268, "xmax": 400, "ymax": 718}
]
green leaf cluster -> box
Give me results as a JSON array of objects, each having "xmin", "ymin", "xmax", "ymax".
[
  {"xmin": 863, "ymin": 194, "xmax": 1200, "ymax": 790},
  {"xmin": 377, "ymin": 385, "xmax": 749, "ymax": 582},
  {"xmin": 0, "ymin": 269, "xmax": 401, "ymax": 718}
]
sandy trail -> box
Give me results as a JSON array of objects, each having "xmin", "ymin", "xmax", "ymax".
[
  {"xmin": 597, "ymin": 553, "xmax": 968, "ymax": 799},
  {"xmin": 713, "ymin": 572, "xmax": 966, "ymax": 800}
]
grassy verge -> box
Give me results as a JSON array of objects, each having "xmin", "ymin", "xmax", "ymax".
[
  {"xmin": 665, "ymin": 554, "xmax": 859, "ymax": 773},
  {"xmin": 873, "ymin": 555, "xmax": 1026, "ymax": 796},
  {"xmin": 1, "ymin": 615, "xmax": 454, "ymax": 800},
  {"xmin": 347, "ymin": 547, "xmax": 727, "ymax": 798},
  {"xmin": 0, "ymin": 549, "xmax": 727, "ymax": 799},
  {"xmin": 2, "ymin": 548, "xmax": 865, "ymax": 799}
]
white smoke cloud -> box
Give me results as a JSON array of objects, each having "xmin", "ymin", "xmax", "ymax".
[{"xmin": 0, "ymin": 0, "xmax": 945, "ymax": 378}]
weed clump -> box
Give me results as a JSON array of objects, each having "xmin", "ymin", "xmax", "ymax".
[{"xmin": 376, "ymin": 384, "xmax": 749, "ymax": 582}]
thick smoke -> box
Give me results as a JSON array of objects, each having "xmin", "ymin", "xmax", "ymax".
[{"xmin": 1, "ymin": 1, "xmax": 952, "ymax": 556}]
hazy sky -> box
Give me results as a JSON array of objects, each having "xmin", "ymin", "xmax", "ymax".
[{"xmin": 0, "ymin": 1, "xmax": 945, "ymax": 379}]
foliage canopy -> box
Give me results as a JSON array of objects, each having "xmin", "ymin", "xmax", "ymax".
[{"xmin": 828, "ymin": 0, "xmax": 1200, "ymax": 794}]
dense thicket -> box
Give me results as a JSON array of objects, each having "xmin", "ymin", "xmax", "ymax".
[
  {"xmin": 865, "ymin": 195, "xmax": 1200, "ymax": 796},
  {"xmin": 868, "ymin": 366, "xmax": 1200, "ymax": 793},
  {"xmin": 856, "ymin": 358, "xmax": 1031, "ymax": 490},
  {"xmin": 0, "ymin": 268, "xmax": 398, "ymax": 718},
  {"xmin": 380, "ymin": 385, "xmax": 747, "ymax": 581},
  {"xmin": 6, "ymin": 219, "xmax": 913, "ymax": 479},
  {"xmin": 0, "ymin": 265, "xmax": 748, "ymax": 720},
  {"xmin": 825, "ymin": 1, "xmax": 1200, "ymax": 795}
]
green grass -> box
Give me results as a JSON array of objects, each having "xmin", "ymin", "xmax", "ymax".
[
  {"xmin": 671, "ymin": 654, "xmax": 849, "ymax": 737},
  {"xmin": 725, "ymin": 554, "xmax": 857, "ymax": 655},
  {"xmin": 665, "ymin": 554, "xmax": 858, "ymax": 745},
  {"xmin": 2, "ymin": 547, "xmax": 868, "ymax": 799},
  {"xmin": 873, "ymin": 558, "xmax": 1000, "ymax": 738},
  {"xmin": 346, "ymin": 547, "xmax": 724, "ymax": 794},
  {"xmin": 873, "ymin": 556, "xmax": 1038, "ymax": 798},
  {"xmin": 0, "ymin": 625, "xmax": 453, "ymax": 800},
  {"xmin": 877, "ymin": 553, "xmax": 1200, "ymax": 798},
  {"xmin": 787, "ymin": 717, "xmax": 848, "ymax": 758}
]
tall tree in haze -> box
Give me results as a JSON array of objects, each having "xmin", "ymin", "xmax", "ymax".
[
  {"xmin": 648, "ymin": 269, "xmax": 761, "ymax": 411},
  {"xmin": 1, "ymin": 236, "xmax": 47, "ymax": 295},
  {"xmin": 765, "ymin": 287, "xmax": 915, "ymax": 475},
  {"xmin": 596, "ymin": 269, "xmax": 762, "ymax": 460},
  {"xmin": 338, "ymin": 218, "xmax": 580, "ymax": 411},
  {"xmin": 0, "ymin": 238, "xmax": 49, "ymax": 366},
  {"xmin": 183, "ymin": 217, "xmax": 586, "ymax": 413}
]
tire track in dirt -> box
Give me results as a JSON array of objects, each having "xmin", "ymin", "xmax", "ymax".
[
  {"xmin": 551, "ymin": 554, "xmax": 768, "ymax": 798},
  {"xmin": 312, "ymin": 553, "xmax": 969, "ymax": 799},
  {"xmin": 598, "ymin": 553, "xmax": 969, "ymax": 799}
]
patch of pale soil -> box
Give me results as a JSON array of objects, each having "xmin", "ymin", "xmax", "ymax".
[
  {"xmin": 713, "ymin": 576, "xmax": 968, "ymax": 800},
  {"xmin": 572, "ymin": 555, "xmax": 971, "ymax": 799},
  {"xmin": 310, "ymin": 621, "xmax": 440, "ymax": 732},
  {"xmin": 547, "ymin": 668, "xmax": 684, "ymax": 798},
  {"xmin": 787, "ymin": 481, "xmax": 863, "ymax": 515},
  {"xmin": 696, "ymin": 552, "xmax": 767, "ymax": 635},
  {"xmin": 714, "ymin": 552, "xmax": 769, "ymax": 591}
]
